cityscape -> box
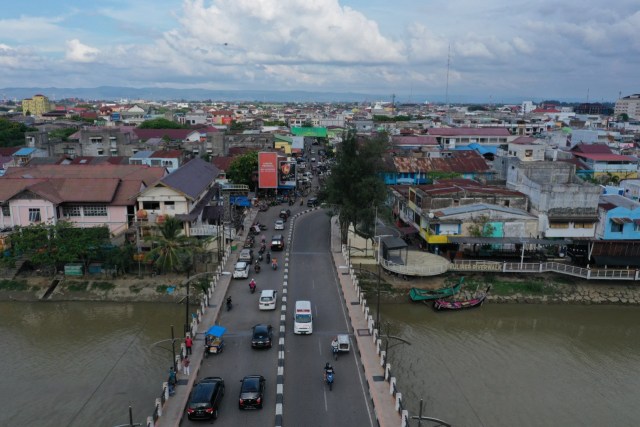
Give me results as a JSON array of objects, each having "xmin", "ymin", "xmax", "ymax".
[{"xmin": 2, "ymin": 1, "xmax": 640, "ymax": 427}]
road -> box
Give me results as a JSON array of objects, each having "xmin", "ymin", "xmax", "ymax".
[
  {"xmin": 284, "ymin": 210, "xmax": 376, "ymax": 427},
  {"xmin": 182, "ymin": 204, "xmax": 292, "ymax": 427}
]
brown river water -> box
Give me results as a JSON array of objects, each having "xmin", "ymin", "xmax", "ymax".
[
  {"xmin": 1, "ymin": 300, "xmax": 639, "ymax": 426},
  {"xmin": 381, "ymin": 302, "xmax": 640, "ymax": 427}
]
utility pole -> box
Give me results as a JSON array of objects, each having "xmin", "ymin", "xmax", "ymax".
[{"xmin": 410, "ymin": 399, "xmax": 451, "ymax": 427}]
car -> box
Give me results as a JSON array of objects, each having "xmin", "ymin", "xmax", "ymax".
[
  {"xmin": 259, "ymin": 290, "xmax": 278, "ymax": 310},
  {"xmin": 274, "ymin": 220, "xmax": 285, "ymax": 230},
  {"xmin": 270, "ymin": 234, "xmax": 285, "ymax": 251},
  {"xmin": 186, "ymin": 376, "xmax": 225, "ymax": 420},
  {"xmin": 239, "ymin": 375, "xmax": 266, "ymax": 409},
  {"xmin": 310, "ymin": 157, "xmax": 316, "ymax": 162},
  {"xmin": 307, "ymin": 197, "xmax": 318, "ymax": 207},
  {"xmin": 251, "ymin": 324, "xmax": 273, "ymax": 348},
  {"xmin": 233, "ymin": 261, "xmax": 250, "ymax": 279},
  {"xmin": 279, "ymin": 209, "xmax": 290, "ymax": 220},
  {"xmin": 239, "ymin": 248, "xmax": 253, "ymax": 263}
]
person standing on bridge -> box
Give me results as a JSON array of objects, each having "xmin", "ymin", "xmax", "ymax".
[
  {"xmin": 185, "ymin": 335, "xmax": 193, "ymax": 355},
  {"xmin": 182, "ymin": 356, "xmax": 191, "ymax": 376}
]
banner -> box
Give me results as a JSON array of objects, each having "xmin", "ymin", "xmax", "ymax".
[
  {"xmin": 258, "ymin": 152, "xmax": 278, "ymax": 189},
  {"xmin": 279, "ymin": 160, "xmax": 297, "ymax": 187}
]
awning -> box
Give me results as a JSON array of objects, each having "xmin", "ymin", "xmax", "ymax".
[
  {"xmin": 206, "ymin": 325, "xmax": 226, "ymax": 337},
  {"xmin": 611, "ymin": 217, "xmax": 632, "ymax": 224},
  {"xmin": 380, "ymin": 236, "xmax": 408, "ymax": 250},
  {"xmin": 397, "ymin": 225, "xmax": 419, "ymax": 236},
  {"xmin": 448, "ymin": 237, "xmax": 573, "ymax": 245}
]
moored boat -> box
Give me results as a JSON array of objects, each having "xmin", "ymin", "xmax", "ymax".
[
  {"xmin": 409, "ymin": 278, "xmax": 463, "ymax": 302},
  {"xmin": 433, "ymin": 286, "xmax": 491, "ymax": 311}
]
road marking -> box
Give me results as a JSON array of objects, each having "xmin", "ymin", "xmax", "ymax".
[
  {"xmin": 282, "ymin": 295, "xmax": 287, "ymax": 302},
  {"xmin": 280, "ymin": 325, "xmax": 285, "ymax": 333},
  {"xmin": 277, "ymin": 384, "xmax": 283, "ymax": 394},
  {"xmin": 276, "ymin": 403, "xmax": 283, "ymax": 415},
  {"xmin": 280, "ymin": 314, "xmax": 286, "ymax": 322},
  {"xmin": 279, "ymin": 337, "xmax": 285, "ymax": 345},
  {"xmin": 323, "ymin": 386, "xmax": 328, "ymax": 411},
  {"xmin": 279, "ymin": 350, "xmax": 284, "ymax": 359},
  {"xmin": 318, "ymin": 339, "xmax": 322, "ymax": 355},
  {"xmin": 278, "ymin": 366, "xmax": 284, "ymax": 376}
]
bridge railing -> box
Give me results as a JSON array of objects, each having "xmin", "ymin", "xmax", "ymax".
[{"xmin": 381, "ymin": 257, "xmax": 449, "ymax": 277}]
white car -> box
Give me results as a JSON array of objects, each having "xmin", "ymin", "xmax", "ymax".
[
  {"xmin": 233, "ymin": 261, "xmax": 250, "ymax": 279},
  {"xmin": 274, "ymin": 220, "xmax": 285, "ymax": 230},
  {"xmin": 259, "ymin": 290, "xmax": 278, "ymax": 310}
]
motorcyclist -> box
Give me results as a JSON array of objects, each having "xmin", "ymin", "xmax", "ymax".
[
  {"xmin": 331, "ymin": 337, "xmax": 339, "ymax": 354},
  {"xmin": 324, "ymin": 362, "xmax": 335, "ymax": 381},
  {"xmin": 272, "ymin": 258, "xmax": 278, "ymax": 270},
  {"xmin": 254, "ymin": 260, "xmax": 261, "ymax": 273},
  {"xmin": 249, "ymin": 278, "xmax": 257, "ymax": 291},
  {"xmin": 226, "ymin": 296, "xmax": 232, "ymax": 310},
  {"xmin": 266, "ymin": 251, "xmax": 271, "ymax": 263}
]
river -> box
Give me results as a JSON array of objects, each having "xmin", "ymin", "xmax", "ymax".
[
  {"xmin": 0, "ymin": 301, "xmax": 184, "ymax": 427},
  {"xmin": 2, "ymin": 300, "xmax": 639, "ymax": 427},
  {"xmin": 381, "ymin": 303, "xmax": 640, "ymax": 427}
]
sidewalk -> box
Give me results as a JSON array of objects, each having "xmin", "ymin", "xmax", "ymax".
[
  {"xmin": 330, "ymin": 216, "xmax": 404, "ymax": 427},
  {"xmin": 156, "ymin": 209, "xmax": 257, "ymax": 427}
]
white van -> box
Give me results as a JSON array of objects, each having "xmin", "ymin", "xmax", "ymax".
[
  {"xmin": 259, "ymin": 290, "xmax": 278, "ymax": 311},
  {"xmin": 293, "ymin": 301, "xmax": 313, "ymax": 334}
]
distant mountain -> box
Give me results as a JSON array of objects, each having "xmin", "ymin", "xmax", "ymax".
[{"xmin": 0, "ymin": 86, "xmax": 402, "ymax": 103}]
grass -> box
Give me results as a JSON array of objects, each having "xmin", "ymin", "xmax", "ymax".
[
  {"xmin": 92, "ymin": 281, "xmax": 115, "ymax": 291},
  {"xmin": 0, "ymin": 279, "xmax": 29, "ymax": 291},
  {"xmin": 67, "ymin": 281, "xmax": 89, "ymax": 292},
  {"xmin": 156, "ymin": 284, "xmax": 169, "ymax": 293}
]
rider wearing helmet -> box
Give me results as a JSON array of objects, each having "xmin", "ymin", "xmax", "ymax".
[
  {"xmin": 331, "ymin": 337, "xmax": 339, "ymax": 353},
  {"xmin": 324, "ymin": 362, "xmax": 334, "ymax": 380},
  {"xmin": 249, "ymin": 278, "xmax": 256, "ymax": 290}
]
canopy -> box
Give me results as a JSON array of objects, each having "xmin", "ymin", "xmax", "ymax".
[{"xmin": 206, "ymin": 325, "xmax": 226, "ymax": 337}]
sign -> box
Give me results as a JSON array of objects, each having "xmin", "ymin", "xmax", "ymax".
[
  {"xmin": 278, "ymin": 160, "xmax": 297, "ymax": 187},
  {"xmin": 258, "ymin": 152, "xmax": 278, "ymax": 189}
]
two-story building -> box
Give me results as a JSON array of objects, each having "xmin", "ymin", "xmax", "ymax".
[{"xmin": 595, "ymin": 194, "xmax": 640, "ymax": 240}]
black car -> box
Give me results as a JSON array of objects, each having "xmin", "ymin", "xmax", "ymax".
[
  {"xmin": 270, "ymin": 234, "xmax": 284, "ymax": 251},
  {"xmin": 186, "ymin": 376, "xmax": 225, "ymax": 420},
  {"xmin": 239, "ymin": 375, "xmax": 266, "ymax": 409},
  {"xmin": 251, "ymin": 324, "xmax": 273, "ymax": 348},
  {"xmin": 307, "ymin": 197, "xmax": 318, "ymax": 207}
]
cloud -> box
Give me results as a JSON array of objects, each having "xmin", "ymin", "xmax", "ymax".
[{"xmin": 65, "ymin": 39, "xmax": 100, "ymax": 62}]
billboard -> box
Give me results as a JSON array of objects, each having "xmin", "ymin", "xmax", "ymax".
[
  {"xmin": 258, "ymin": 152, "xmax": 278, "ymax": 189},
  {"xmin": 278, "ymin": 160, "xmax": 297, "ymax": 187}
]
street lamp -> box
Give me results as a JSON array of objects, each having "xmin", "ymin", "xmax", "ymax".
[
  {"xmin": 410, "ymin": 398, "xmax": 451, "ymax": 427},
  {"xmin": 150, "ymin": 325, "xmax": 178, "ymax": 372},
  {"xmin": 381, "ymin": 321, "xmax": 411, "ymax": 366},
  {"xmin": 112, "ymin": 406, "xmax": 142, "ymax": 427}
]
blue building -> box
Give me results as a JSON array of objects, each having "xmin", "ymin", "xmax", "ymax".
[{"xmin": 596, "ymin": 194, "xmax": 640, "ymax": 240}]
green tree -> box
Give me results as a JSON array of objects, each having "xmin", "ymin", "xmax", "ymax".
[
  {"xmin": 144, "ymin": 216, "xmax": 197, "ymax": 274},
  {"xmin": 619, "ymin": 113, "xmax": 629, "ymax": 122},
  {"xmin": 227, "ymin": 151, "xmax": 258, "ymax": 189},
  {"xmin": 468, "ymin": 215, "xmax": 496, "ymax": 237},
  {"xmin": 138, "ymin": 118, "xmax": 186, "ymax": 129},
  {"xmin": 49, "ymin": 127, "xmax": 77, "ymax": 141},
  {"xmin": 0, "ymin": 118, "xmax": 36, "ymax": 147},
  {"xmin": 321, "ymin": 130, "xmax": 388, "ymax": 243}
]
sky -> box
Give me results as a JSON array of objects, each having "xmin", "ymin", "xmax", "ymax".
[{"xmin": 1, "ymin": 0, "xmax": 639, "ymax": 103}]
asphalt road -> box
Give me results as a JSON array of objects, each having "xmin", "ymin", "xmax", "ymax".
[
  {"xmin": 182, "ymin": 205, "xmax": 294, "ymax": 426},
  {"xmin": 284, "ymin": 210, "xmax": 376, "ymax": 427}
]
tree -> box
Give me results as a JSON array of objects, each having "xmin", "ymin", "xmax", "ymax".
[
  {"xmin": 144, "ymin": 216, "xmax": 197, "ymax": 274},
  {"xmin": 227, "ymin": 151, "xmax": 258, "ymax": 189},
  {"xmin": 138, "ymin": 118, "xmax": 186, "ymax": 129},
  {"xmin": 619, "ymin": 113, "xmax": 629, "ymax": 122},
  {"xmin": 0, "ymin": 118, "xmax": 37, "ymax": 147},
  {"xmin": 468, "ymin": 215, "xmax": 495, "ymax": 237},
  {"xmin": 321, "ymin": 130, "xmax": 388, "ymax": 243},
  {"xmin": 49, "ymin": 127, "xmax": 77, "ymax": 141}
]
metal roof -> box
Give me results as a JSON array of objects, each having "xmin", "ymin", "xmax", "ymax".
[{"xmin": 448, "ymin": 237, "xmax": 573, "ymax": 245}]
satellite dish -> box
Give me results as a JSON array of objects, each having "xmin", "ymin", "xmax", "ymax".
[{"xmin": 428, "ymin": 212, "xmax": 434, "ymax": 219}]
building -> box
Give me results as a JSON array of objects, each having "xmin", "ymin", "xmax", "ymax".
[
  {"xmin": 614, "ymin": 94, "xmax": 640, "ymax": 120},
  {"xmin": 426, "ymin": 127, "xmax": 514, "ymax": 149},
  {"xmin": 22, "ymin": 94, "xmax": 52, "ymax": 117},
  {"xmin": 595, "ymin": 194, "xmax": 640, "ymax": 240}
]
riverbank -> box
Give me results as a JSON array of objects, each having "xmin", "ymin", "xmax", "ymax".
[
  {"xmin": 355, "ymin": 268, "xmax": 640, "ymax": 306},
  {"xmin": 3, "ymin": 269, "xmax": 640, "ymax": 305}
]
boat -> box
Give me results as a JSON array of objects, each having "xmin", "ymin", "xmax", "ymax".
[
  {"xmin": 433, "ymin": 286, "xmax": 491, "ymax": 311},
  {"xmin": 409, "ymin": 279, "xmax": 463, "ymax": 302}
]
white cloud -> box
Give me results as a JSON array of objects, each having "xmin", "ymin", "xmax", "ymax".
[{"xmin": 65, "ymin": 39, "xmax": 100, "ymax": 63}]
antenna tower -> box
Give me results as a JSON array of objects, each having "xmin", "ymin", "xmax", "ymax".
[{"xmin": 445, "ymin": 43, "xmax": 450, "ymax": 109}]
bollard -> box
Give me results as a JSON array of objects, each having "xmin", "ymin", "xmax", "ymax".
[
  {"xmin": 163, "ymin": 382, "xmax": 169, "ymax": 400},
  {"xmin": 180, "ymin": 343, "xmax": 186, "ymax": 358},
  {"xmin": 156, "ymin": 398, "xmax": 163, "ymax": 416},
  {"xmin": 362, "ymin": 299, "xmax": 367, "ymax": 312},
  {"xmin": 175, "ymin": 354, "xmax": 181, "ymax": 368},
  {"xmin": 385, "ymin": 363, "xmax": 391, "ymax": 381},
  {"xmin": 380, "ymin": 351, "xmax": 385, "ymax": 366},
  {"xmin": 389, "ymin": 377, "xmax": 396, "ymax": 394},
  {"xmin": 146, "ymin": 416, "xmax": 153, "ymax": 427},
  {"xmin": 401, "ymin": 410, "xmax": 409, "ymax": 427},
  {"xmin": 395, "ymin": 392, "xmax": 402, "ymax": 411},
  {"xmin": 376, "ymin": 338, "xmax": 382, "ymax": 354},
  {"xmin": 364, "ymin": 306, "xmax": 369, "ymax": 318}
]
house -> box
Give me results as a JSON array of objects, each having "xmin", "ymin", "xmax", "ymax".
[
  {"xmin": 505, "ymin": 159, "xmax": 600, "ymax": 238},
  {"xmin": 0, "ymin": 164, "xmax": 166, "ymax": 234},
  {"xmin": 129, "ymin": 150, "xmax": 184, "ymax": 173},
  {"xmin": 596, "ymin": 194, "xmax": 640, "ymax": 240},
  {"xmin": 498, "ymin": 136, "xmax": 545, "ymax": 162},
  {"xmin": 426, "ymin": 127, "xmax": 514, "ymax": 149},
  {"xmin": 569, "ymin": 143, "xmax": 638, "ymax": 180},
  {"xmin": 135, "ymin": 158, "xmax": 222, "ymax": 237}
]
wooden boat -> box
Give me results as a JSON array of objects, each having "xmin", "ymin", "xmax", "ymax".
[
  {"xmin": 433, "ymin": 286, "xmax": 491, "ymax": 311},
  {"xmin": 409, "ymin": 279, "xmax": 463, "ymax": 302}
]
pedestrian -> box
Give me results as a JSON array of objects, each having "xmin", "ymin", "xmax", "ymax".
[
  {"xmin": 168, "ymin": 366, "xmax": 177, "ymax": 395},
  {"xmin": 182, "ymin": 356, "xmax": 191, "ymax": 376},
  {"xmin": 185, "ymin": 335, "xmax": 193, "ymax": 355}
]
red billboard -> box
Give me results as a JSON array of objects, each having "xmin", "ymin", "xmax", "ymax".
[{"xmin": 258, "ymin": 152, "xmax": 278, "ymax": 189}]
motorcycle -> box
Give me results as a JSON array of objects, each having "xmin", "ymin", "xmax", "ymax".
[
  {"xmin": 332, "ymin": 344, "xmax": 339, "ymax": 361},
  {"xmin": 258, "ymin": 252, "xmax": 263, "ymax": 262},
  {"xmin": 249, "ymin": 281, "xmax": 257, "ymax": 294},
  {"xmin": 325, "ymin": 369, "xmax": 335, "ymax": 391},
  {"xmin": 271, "ymin": 260, "xmax": 278, "ymax": 270},
  {"xmin": 254, "ymin": 261, "xmax": 261, "ymax": 274},
  {"xmin": 226, "ymin": 297, "xmax": 233, "ymax": 311},
  {"xmin": 265, "ymin": 252, "xmax": 271, "ymax": 263}
]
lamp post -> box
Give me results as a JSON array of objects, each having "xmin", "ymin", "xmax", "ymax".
[
  {"xmin": 376, "ymin": 262, "xmax": 381, "ymax": 330},
  {"xmin": 150, "ymin": 325, "xmax": 178, "ymax": 372},
  {"xmin": 112, "ymin": 405, "xmax": 142, "ymax": 427},
  {"xmin": 382, "ymin": 321, "xmax": 411, "ymax": 365},
  {"xmin": 410, "ymin": 399, "xmax": 451, "ymax": 427}
]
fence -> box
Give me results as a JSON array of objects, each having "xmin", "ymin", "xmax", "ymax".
[
  {"xmin": 343, "ymin": 244, "xmax": 412, "ymax": 427},
  {"xmin": 144, "ymin": 245, "xmax": 232, "ymax": 427}
]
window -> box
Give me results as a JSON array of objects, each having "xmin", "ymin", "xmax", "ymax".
[
  {"xmin": 164, "ymin": 201, "xmax": 175, "ymax": 210},
  {"xmin": 504, "ymin": 200, "xmax": 510, "ymax": 207},
  {"xmin": 63, "ymin": 205, "xmax": 82, "ymax": 217},
  {"xmin": 29, "ymin": 208, "xmax": 41, "ymax": 222},
  {"xmin": 524, "ymin": 150, "xmax": 533, "ymax": 158},
  {"xmin": 83, "ymin": 205, "xmax": 107, "ymax": 216},
  {"xmin": 1, "ymin": 205, "xmax": 10, "ymax": 217},
  {"xmin": 549, "ymin": 222, "xmax": 569, "ymax": 229},
  {"xmin": 97, "ymin": 148, "xmax": 104, "ymax": 156},
  {"xmin": 635, "ymin": 222, "xmax": 640, "ymax": 232},
  {"xmin": 573, "ymin": 222, "xmax": 593, "ymax": 229},
  {"xmin": 143, "ymin": 201, "xmax": 160, "ymax": 210},
  {"xmin": 611, "ymin": 222, "xmax": 623, "ymax": 233}
]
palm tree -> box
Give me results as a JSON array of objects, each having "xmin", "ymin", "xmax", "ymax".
[{"xmin": 144, "ymin": 216, "xmax": 196, "ymax": 274}]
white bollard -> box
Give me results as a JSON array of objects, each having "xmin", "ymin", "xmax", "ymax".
[
  {"xmin": 401, "ymin": 410, "xmax": 409, "ymax": 427},
  {"xmin": 156, "ymin": 398, "xmax": 163, "ymax": 416},
  {"xmin": 163, "ymin": 383, "xmax": 169, "ymax": 400},
  {"xmin": 180, "ymin": 343, "xmax": 186, "ymax": 357},
  {"xmin": 395, "ymin": 392, "xmax": 402, "ymax": 411},
  {"xmin": 385, "ymin": 363, "xmax": 391, "ymax": 381},
  {"xmin": 376, "ymin": 338, "xmax": 381, "ymax": 352},
  {"xmin": 380, "ymin": 352, "xmax": 385, "ymax": 366},
  {"xmin": 146, "ymin": 416, "xmax": 154, "ymax": 427}
]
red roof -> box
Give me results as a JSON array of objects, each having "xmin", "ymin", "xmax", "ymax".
[
  {"xmin": 426, "ymin": 127, "xmax": 511, "ymax": 137},
  {"xmin": 510, "ymin": 136, "xmax": 538, "ymax": 145},
  {"xmin": 211, "ymin": 156, "xmax": 234, "ymax": 171},
  {"xmin": 570, "ymin": 143, "xmax": 612, "ymax": 154},
  {"xmin": 532, "ymin": 108, "xmax": 560, "ymax": 113},
  {"xmin": 573, "ymin": 153, "xmax": 637, "ymax": 162},
  {"xmin": 387, "ymin": 150, "xmax": 490, "ymax": 174},
  {"xmin": 392, "ymin": 135, "xmax": 438, "ymax": 146},
  {"xmin": 151, "ymin": 150, "xmax": 182, "ymax": 158}
]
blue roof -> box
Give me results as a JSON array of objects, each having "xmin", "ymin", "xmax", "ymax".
[
  {"xmin": 131, "ymin": 150, "xmax": 154, "ymax": 159},
  {"xmin": 14, "ymin": 147, "xmax": 36, "ymax": 156},
  {"xmin": 467, "ymin": 143, "xmax": 497, "ymax": 155}
]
